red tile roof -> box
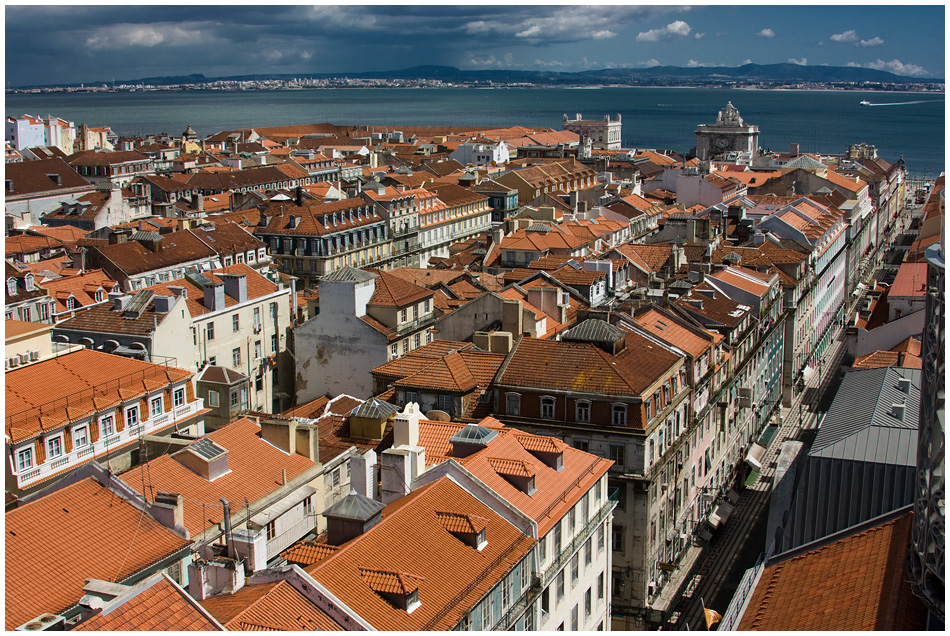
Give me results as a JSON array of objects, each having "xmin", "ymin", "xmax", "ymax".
[
  {"xmin": 633, "ymin": 307, "xmax": 716, "ymax": 358},
  {"xmin": 889, "ymin": 261, "xmax": 928, "ymax": 298},
  {"xmin": 145, "ymin": 263, "xmax": 279, "ymax": 317},
  {"xmin": 738, "ymin": 512, "xmax": 927, "ymax": 630},
  {"xmin": 499, "ymin": 332, "xmax": 681, "ymax": 402},
  {"xmin": 415, "ymin": 418, "xmax": 611, "ymax": 535},
  {"xmin": 305, "ymin": 476, "xmax": 534, "ymax": 630},
  {"xmin": 73, "ymin": 574, "xmax": 222, "ymax": 631},
  {"xmin": 123, "ymin": 417, "xmax": 318, "ymax": 536},
  {"xmin": 4, "ymin": 158, "xmax": 91, "ymax": 196},
  {"xmin": 5, "ymin": 349, "xmax": 193, "ymax": 443},
  {"xmin": 199, "ymin": 579, "xmax": 345, "ymax": 631},
  {"xmin": 5, "ymin": 478, "xmax": 190, "ymax": 630},
  {"xmin": 368, "ymin": 269, "xmax": 433, "ymax": 307},
  {"xmin": 280, "ymin": 540, "xmax": 339, "ymax": 566}
]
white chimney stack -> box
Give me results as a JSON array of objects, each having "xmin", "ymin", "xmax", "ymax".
[{"xmin": 394, "ymin": 402, "xmax": 422, "ymax": 448}]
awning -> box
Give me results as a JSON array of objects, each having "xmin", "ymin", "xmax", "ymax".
[
  {"xmin": 249, "ymin": 486, "xmax": 316, "ymax": 527},
  {"xmin": 801, "ymin": 365, "xmax": 816, "ymax": 382},
  {"xmin": 708, "ymin": 500, "xmax": 735, "ymax": 529},
  {"xmin": 745, "ymin": 443, "xmax": 767, "ymax": 470}
]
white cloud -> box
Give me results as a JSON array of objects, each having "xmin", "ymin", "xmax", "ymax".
[
  {"xmin": 830, "ymin": 29, "xmax": 858, "ymax": 43},
  {"xmin": 757, "ymin": 28, "xmax": 775, "ymax": 38},
  {"xmin": 534, "ymin": 58, "xmax": 565, "ymax": 68},
  {"xmin": 638, "ymin": 58, "xmax": 662, "ymax": 67},
  {"xmin": 742, "ymin": 59, "xmax": 753, "ymax": 65},
  {"xmin": 299, "ymin": 51, "xmax": 312, "ymax": 61},
  {"xmin": 866, "ymin": 58, "xmax": 929, "ymax": 77},
  {"xmin": 788, "ymin": 57, "xmax": 807, "ymax": 65},
  {"xmin": 465, "ymin": 6, "xmax": 675, "ymax": 43},
  {"xmin": 636, "ymin": 20, "xmax": 691, "ymax": 42},
  {"xmin": 85, "ymin": 23, "xmax": 208, "ymax": 50},
  {"xmin": 859, "ymin": 37, "xmax": 884, "ymax": 47},
  {"xmin": 694, "ymin": 32, "xmax": 705, "ymax": 40},
  {"xmin": 687, "ymin": 59, "xmax": 725, "ymax": 68}
]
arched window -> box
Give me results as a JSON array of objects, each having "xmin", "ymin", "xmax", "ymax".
[{"xmin": 541, "ymin": 396, "xmax": 556, "ymax": 419}]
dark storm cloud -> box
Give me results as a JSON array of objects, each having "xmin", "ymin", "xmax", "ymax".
[{"xmin": 4, "ymin": 5, "xmax": 689, "ymax": 86}]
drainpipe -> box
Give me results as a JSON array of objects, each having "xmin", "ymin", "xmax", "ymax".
[{"xmin": 221, "ymin": 498, "xmax": 232, "ymax": 556}]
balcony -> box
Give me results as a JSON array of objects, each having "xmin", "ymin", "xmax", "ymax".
[
  {"xmin": 12, "ymin": 398, "xmax": 205, "ymax": 489},
  {"xmin": 394, "ymin": 314, "xmax": 436, "ymax": 336},
  {"xmin": 392, "ymin": 224, "xmax": 419, "ymax": 238}
]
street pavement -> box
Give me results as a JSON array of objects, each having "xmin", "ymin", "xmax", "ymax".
[{"xmin": 668, "ymin": 335, "xmax": 846, "ymax": 630}]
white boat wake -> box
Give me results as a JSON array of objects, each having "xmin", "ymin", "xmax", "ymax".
[{"xmin": 861, "ymin": 99, "xmax": 944, "ymax": 106}]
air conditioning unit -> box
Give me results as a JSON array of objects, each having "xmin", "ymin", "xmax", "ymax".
[
  {"xmin": 30, "ymin": 350, "xmax": 39, "ymax": 361},
  {"xmin": 19, "ymin": 354, "xmax": 29, "ymax": 365},
  {"xmin": 9, "ymin": 357, "xmax": 20, "ymax": 368},
  {"xmin": 16, "ymin": 613, "xmax": 65, "ymax": 631}
]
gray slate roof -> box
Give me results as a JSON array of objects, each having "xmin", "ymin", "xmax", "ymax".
[
  {"xmin": 321, "ymin": 266, "xmax": 378, "ymax": 283},
  {"xmin": 562, "ymin": 318, "xmax": 625, "ymax": 345},
  {"xmin": 810, "ymin": 366, "xmax": 920, "ymax": 465},
  {"xmin": 323, "ymin": 489, "xmax": 385, "ymax": 521},
  {"xmin": 350, "ymin": 398, "xmax": 399, "ymax": 420}
]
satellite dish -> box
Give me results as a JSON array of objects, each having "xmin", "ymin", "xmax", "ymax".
[{"xmin": 426, "ymin": 410, "xmax": 451, "ymax": 422}]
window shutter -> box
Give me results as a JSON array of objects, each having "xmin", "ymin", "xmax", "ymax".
[
  {"xmin": 90, "ymin": 420, "xmax": 100, "ymax": 443},
  {"xmin": 116, "ymin": 407, "xmax": 126, "ymax": 432},
  {"xmin": 164, "ymin": 389, "xmax": 173, "ymax": 412},
  {"xmin": 64, "ymin": 431, "xmax": 73, "ymax": 454},
  {"xmin": 140, "ymin": 397, "xmax": 149, "ymax": 418},
  {"xmin": 35, "ymin": 438, "xmax": 45, "ymax": 464},
  {"xmin": 186, "ymin": 381, "xmax": 196, "ymax": 403}
]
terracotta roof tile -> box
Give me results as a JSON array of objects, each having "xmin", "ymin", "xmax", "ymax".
[
  {"xmin": 5, "ymin": 349, "xmax": 192, "ymax": 443},
  {"xmin": 200, "ymin": 580, "xmax": 344, "ymax": 631},
  {"xmin": 5, "ymin": 478, "xmax": 189, "ymax": 630},
  {"xmin": 499, "ymin": 332, "xmax": 681, "ymax": 402},
  {"xmin": 368, "ymin": 270, "xmax": 433, "ymax": 307},
  {"xmin": 39, "ymin": 269, "xmax": 117, "ymax": 314},
  {"xmin": 435, "ymin": 511, "xmax": 488, "ymax": 534},
  {"xmin": 305, "ymin": 476, "xmax": 534, "ymax": 630},
  {"xmin": 145, "ymin": 262, "xmax": 279, "ymax": 317},
  {"xmin": 632, "ymin": 307, "xmax": 715, "ymax": 358},
  {"xmin": 4, "ymin": 158, "xmax": 91, "ymax": 196},
  {"xmin": 123, "ymin": 417, "xmax": 317, "ymax": 536},
  {"xmin": 414, "ymin": 418, "xmax": 611, "ymax": 535},
  {"xmin": 74, "ymin": 574, "xmax": 222, "ymax": 631},
  {"xmin": 487, "ymin": 457, "xmax": 535, "ymax": 478},
  {"xmin": 280, "ymin": 540, "xmax": 340, "ymax": 566},
  {"xmin": 738, "ymin": 512, "xmax": 927, "ymax": 630}
]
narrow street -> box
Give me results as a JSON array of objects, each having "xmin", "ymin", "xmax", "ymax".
[
  {"xmin": 667, "ymin": 199, "xmax": 920, "ymax": 631},
  {"xmin": 668, "ymin": 335, "xmax": 846, "ymax": 630}
]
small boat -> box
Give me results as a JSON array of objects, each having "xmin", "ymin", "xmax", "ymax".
[{"xmin": 859, "ymin": 100, "xmax": 871, "ymax": 105}]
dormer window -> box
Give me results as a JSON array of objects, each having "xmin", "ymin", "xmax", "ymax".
[
  {"xmin": 7, "ymin": 278, "xmax": 17, "ymax": 296},
  {"xmin": 24, "ymin": 274, "xmax": 34, "ymax": 292},
  {"xmin": 612, "ymin": 403, "xmax": 627, "ymax": 427},
  {"xmin": 576, "ymin": 400, "xmax": 591, "ymax": 423}
]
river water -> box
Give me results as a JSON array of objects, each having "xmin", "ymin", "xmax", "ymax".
[{"xmin": 6, "ymin": 87, "xmax": 945, "ymax": 177}]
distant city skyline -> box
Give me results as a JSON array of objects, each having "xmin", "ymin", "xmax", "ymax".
[{"xmin": 4, "ymin": 4, "xmax": 945, "ymax": 87}]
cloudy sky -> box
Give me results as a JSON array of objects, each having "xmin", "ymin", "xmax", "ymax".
[{"xmin": 5, "ymin": 3, "xmax": 945, "ymax": 87}]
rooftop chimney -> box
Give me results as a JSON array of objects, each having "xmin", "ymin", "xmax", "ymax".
[
  {"xmin": 111, "ymin": 293, "xmax": 132, "ymax": 312},
  {"xmin": 203, "ymin": 282, "xmax": 226, "ymax": 312},
  {"xmin": 897, "ymin": 377, "xmax": 912, "ymax": 394},
  {"xmin": 152, "ymin": 295, "xmax": 174, "ymax": 314},
  {"xmin": 892, "ymin": 403, "xmax": 906, "ymax": 420},
  {"xmin": 393, "ymin": 402, "xmax": 422, "ymax": 448},
  {"xmin": 219, "ymin": 273, "xmax": 248, "ymax": 304}
]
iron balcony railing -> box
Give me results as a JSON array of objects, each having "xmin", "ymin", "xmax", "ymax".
[{"xmin": 541, "ymin": 497, "xmax": 617, "ymax": 588}]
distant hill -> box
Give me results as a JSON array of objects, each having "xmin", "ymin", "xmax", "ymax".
[{"xmin": 15, "ymin": 63, "xmax": 943, "ymax": 90}]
